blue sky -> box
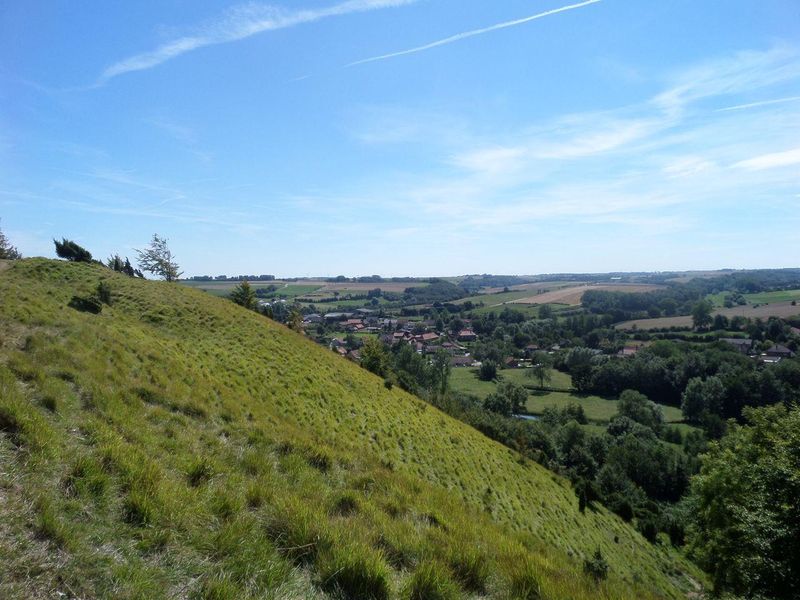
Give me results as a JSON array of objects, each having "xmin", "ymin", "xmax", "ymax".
[{"xmin": 1, "ymin": 0, "xmax": 799, "ymax": 277}]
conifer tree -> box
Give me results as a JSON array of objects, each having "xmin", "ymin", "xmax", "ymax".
[
  {"xmin": 0, "ymin": 220, "xmax": 21, "ymax": 259},
  {"xmin": 54, "ymin": 238, "xmax": 92, "ymax": 262},
  {"xmin": 230, "ymin": 280, "xmax": 257, "ymax": 310}
]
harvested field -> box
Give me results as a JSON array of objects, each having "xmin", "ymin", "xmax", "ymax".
[
  {"xmin": 511, "ymin": 284, "xmax": 664, "ymax": 306},
  {"xmin": 482, "ymin": 280, "xmax": 581, "ymax": 294},
  {"xmin": 615, "ymin": 300, "xmax": 800, "ymax": 330}
]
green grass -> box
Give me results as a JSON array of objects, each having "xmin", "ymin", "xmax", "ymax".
[
  {"xmin": 0, "ymin": 259, "xmax": 704, "ymax": 599},
  {"xmin": 452, "ymin": 368, "xmax": 685, "ymax": 424},
  {"xmin": 527, "ymin": 391, "xmax": 622, "ymax": 421},
  {"xmin": 745, "ymin": 289, "xmax": 800, "ymax": 304},
  {"xmin": 707, "ymin": 288, "xmax": 800, "ymax": 308},
  {"xmin": 456, "ymin": 290, "xmax": 542, "ymax": 306},
  {"xmin": 182, "ymin": 281, "xmax": 322, "ymax": 299}
]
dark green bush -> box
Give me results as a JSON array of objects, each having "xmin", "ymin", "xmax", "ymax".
[
  {"xmin": 68, "ymin": 295, "xmax": 102, "ymax": 314},
  {"xmin": 97, "ymin": 281, "xmax": 113, "ymax": 305},
  {"xmin": 583, "ymin": 548, "xmax": 609, "ymax": 582}
]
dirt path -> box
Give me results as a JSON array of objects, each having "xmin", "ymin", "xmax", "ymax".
[{"xmin": 0, "ymin": 259, "xmax": 12, "ymax": 274}]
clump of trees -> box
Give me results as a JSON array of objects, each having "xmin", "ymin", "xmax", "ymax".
[
  {"xmin": 686, "ymin": 405, "xmax": 800, "ymax": 599},
  {"xmin": 135, "ymin": 234, "xmax": 182, "ymax": 281},
  {"xmin": 107, "ymin": 254, "xmax": 143, "ymax": 278},
  {"xmin": 483, "ymin": 381, "xmax": 527, "ymax": 416},
  {"xmin": 0, "ymin": 220, "xmax": 21, "ymax": 259},
  {"xmin": 359, "ymin": 339, "xmax": 451, "ymax": 400},
  {"xmin": 54, "ymin": 238, "xmax": 93, "ymax": 262}
]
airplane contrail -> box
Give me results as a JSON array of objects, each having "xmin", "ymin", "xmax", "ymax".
[
  {"xmin": 347, "ymin": 0, "xmax": 602, "ymax": 67},
  {"xmin": 716, "ymin": 95, "xmax": 800, "ymax": 112}
]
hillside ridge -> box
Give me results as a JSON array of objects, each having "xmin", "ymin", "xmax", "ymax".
[{"xmin": 0, "ymin": 259, "xmax": 703, "ymax": 599}]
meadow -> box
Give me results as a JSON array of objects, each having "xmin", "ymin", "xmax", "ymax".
[
  {"xmin": 450, "ymin": 368, "xmax": 684, "ymax": 424},
  {"xmin": 0, "ymin": 259, "xmax": 703, "ymax": 599},
  {"xmin": 180, "ymin": 280, "xmax": 315, "ymax": 298}
]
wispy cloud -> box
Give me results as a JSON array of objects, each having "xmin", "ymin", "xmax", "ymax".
[
  {"xmin": 733, "ymin": 147, "xmax": 800, "ymax": 171},
  {"xmin": 346, "ymin": 0, "xmax": 602, "ymax": 67},
  {"xmin": 99, "ymin": 0, "xmax": 418, "ymax": 84},
  {"xmin": 653, "ymin": 46, "xmax": 800, "ymax": 116},
  {"xmin": 341, "ymin": 46, "xmax": 800, "ymax": 238}
]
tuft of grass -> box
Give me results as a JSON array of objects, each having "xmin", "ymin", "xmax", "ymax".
[
  {"xmin": 245, "ymin": 482, "xmax": 267, "ymax": 509},
  {"xmin": 0, "ymin": 368, "xmax": 53, "ymax": 454},
  {"xmin": 317, "ymin": 542, "xmax": 390, "ymax": 600},
  {"xmin": 331, "ymin": 491, "xmax": 360, "ymax": 516},
  {"xmin": 122, "ymin": 489, "xmax": 159, "ymax": 526},
  {"xmin": 403, "ymin": 560, "xmax": 460, "ymax": 600},
  {"xmin": 265, "ymin": 497, "xmax": 330, "ymax": 564},
  {"xmin": 448, "ymin": 544, "xmax": 490, "ymax": 593},
  {"xmin": 136, "ymin": 527, "xmax": 171, "ymax": 554},
  {"xmin": 187, "ymin": 457, "xmax": 214, "ymax": 487},
  {"xmin": 305, "ymin": 446, "xmax": 333, "ymax": 472},
  {"xmin": 196, "ymin": 574, "xmax": 241, "ymax": 600},
  {"xmin": 63, "ymin": 455, "xmax": 108, "ymax": 500},
  {"xmin": 34, "ymin": 496, "xmax": 72, "ymax": 549},
  {"xmin": 504, "ymin": 555, "xmax": 543, "ymax": 600},
  {"xmin": 209, "ymin": 488, "xmax": 240, "ymax": 521},
  {"xmin": 0, "ymin": 404, "xmax": 21, "ymax": 441}
]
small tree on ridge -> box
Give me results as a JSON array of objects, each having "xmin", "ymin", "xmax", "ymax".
[{"xmin": 136, "ymin": 234, "xmax": 182, "ymax": 281}]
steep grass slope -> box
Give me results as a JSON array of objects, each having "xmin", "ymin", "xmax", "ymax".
[{"xmin": 0, "ymin": 259, "xmax": 703, "ymax": 599}]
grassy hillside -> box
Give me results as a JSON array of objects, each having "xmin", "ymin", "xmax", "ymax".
[{"xmin": 0, "ymin": 259, "xmax": 703, "ymax": 599}]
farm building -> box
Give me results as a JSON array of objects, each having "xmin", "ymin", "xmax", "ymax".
[
  {"xmin": 766, "ymin": 343, "xmax": 794, "ymax": 358},
  {"xmin": 457, "ymin": 329, "xmax": 477, "ymax": 342},
  {"xmin": 450, "ymin": 356, "xmax": 475, "ymax": 368},
  {"xmin": 720, "ymin": 338, "xmax": 753, "ymax": 355}
]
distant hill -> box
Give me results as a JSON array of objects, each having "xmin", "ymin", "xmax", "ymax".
[{"xmin": 0, "ymin": 259, "xmax": 703, "ymax": 599}]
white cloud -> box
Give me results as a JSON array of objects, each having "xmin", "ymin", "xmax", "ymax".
[
  {"xmin": 339, "ymin": 45, "xmax": 800, "ymax": 237},
  {"xmin": 99, "ymin": 0, "xmax": 419, "ymax": 83},
  {"xmin": 449, "ymin": 146, "xmax": 527, "ymax": 175},
  {"xmin": 653, "ymin": 46, "xmax": 800, "ymax": 116},
  {"xmin": 662, "ymin": 156, "xmax": 716, "ymax": 178},
  {"xmin": 733, "ymin": 147, "xmax": 800, "ymax": 171}
]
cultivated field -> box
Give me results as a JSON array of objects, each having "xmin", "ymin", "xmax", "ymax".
[
  {"xmin": 615, "ymin": 300, "xmax": 800, "ymax": 330},
  {"xmin": 482, "ymin": 280, "xmax": 581, "ymax": 294},
  {"xmin": 511, "ymin": 283, "xmax": 664, "ymax": 306}
]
